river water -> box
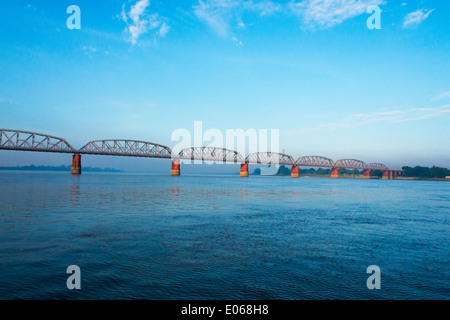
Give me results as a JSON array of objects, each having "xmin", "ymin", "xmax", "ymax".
[{"xmin": 0, "ymin": 171, "xmax": 448, "ymax": 300}]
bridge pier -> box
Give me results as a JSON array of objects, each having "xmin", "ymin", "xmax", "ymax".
[
  {"xmin": 331, "ymin": 168, "xmax": 339, "ymax": 179},
  {"xmin": 240, "ymin": 163, "xmax": 249, "ymax": 177},
  {"xmin": 171, "ymin": 160, "xmax": 180, "ymax": 176},
  {"xmin": 363, "ymin": 169, "xmax": 371, "ymax": 179},
  {"xmin": 71, "ymin": 154, "xmax": 82, "ymax": 175},
  {"xmin": 382, "ymin": 170, "xmax": 401, "ymax": 180},
  {"xmin": 291, "ymin": 165, "xmax": 299, "ymax": 178}
]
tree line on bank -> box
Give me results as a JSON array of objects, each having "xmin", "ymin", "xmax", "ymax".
[
  {"xmin": 253, "ymin": 165, "xmax": 450, "ymax": 178},
  {"xmin": 0, "ymin": 165, "xmax": 123, "ymax": 173},
  {"xmin": 401, "ymin": 166, "xmax": 450, "ymax": 179},
  {"xmin": 253, "ymin": 166, "xmax": 371, "ymax": 176}
]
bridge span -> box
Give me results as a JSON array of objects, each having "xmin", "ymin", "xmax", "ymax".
[{"xmin": 0, "ymin": 129, "xmax": 403, "ymax": 180}]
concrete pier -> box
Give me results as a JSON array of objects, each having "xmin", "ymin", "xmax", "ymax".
[
  {"xmin": 291, "ymin": 165, "xmax": 299, "ymax": 178},
  {"xmin": 171, "ymin": 160, "xmax": 180, "ymax": 176},
  {"xmin": 331, "ymin": 168, "xmax": 339, "ymax": 179},
  {"xmin": 71, "ymin": 154, "xmax": 81, "ymax": 175},
  {"xmin": 240, "ymin": 163, "xmax": 249, "ymax": 177}
]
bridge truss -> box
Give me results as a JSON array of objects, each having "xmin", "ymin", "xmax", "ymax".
[
  {"xmin": 0, "ymin": 129, "xmax": 76, "ymax": 153},
  {"xmin": 78, "ymin": 140, "xmax": 172, "ymax": 158},
  {"xmin": 0, "ymin": 129, "xmax": 393, "ymax": 170},
  {"xmin": 177, "ymin": 147, "xmax": 245, "ymax": 163},
  {"xmin": 246, "ymin": 152, "xmax": 296, "ymax": 165},
  {"xmin": 334, "ymin": 159, "xmax": 368, "ymax": 169},
  {"xmin": 296, "ymin": 156, "xmax": 336, "ymax": 168}
]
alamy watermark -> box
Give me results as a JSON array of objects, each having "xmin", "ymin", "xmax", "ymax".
[
  {"xmin": 65, "ymin": 264, "xmax": 382, "ymax": 291},
  {"xmin": 65, "ymin": 4, "xmax": 380, "ymax": 31},
  {"xmin": 171, "ymin": 121, "xmax": 280, "ymax": 165},
  {"xmin": 367, "ymin": 5, "xmax": 382, "ymax": 30},
  {"xmin": 66, "ymin": 265, "xmax": 81, "ymax": 290},
  {"xmin": 66, "ymin": 5, "xmax": 81, "ymax": 30},
  {"xmin": 367, "ymin": 265, "xmax": 381, "ymax": 290}
]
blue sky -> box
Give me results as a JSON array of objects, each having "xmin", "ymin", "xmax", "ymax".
[{"xmin": 0, "ymin": 0, "xmax": 449, "ymax": 172}]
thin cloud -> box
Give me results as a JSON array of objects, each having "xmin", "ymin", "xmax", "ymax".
[
  {"xmin": 431, "ymin": 91, "xmax": 450, "ymax": 102},
  {"xmin": 403, "ymin": 8, "xmax": 434, "ymax": 28},
  {"xmin": 193, "ymin": 0, "xmax": 386, "ymax": 36},
  {"xmin": 289, "ymin": 0, "xmax": 385, "ymax": 29},
  {"xmin": 289, "ymin": 105, "xmax": 450, "ymax": 135},
  {"xmin": 232, "ymin": 36, "xmax": 243, "ymax": 46},
  {"xmin": 121, "ymin": 0, "xmax": 170, "ymax": 45},
  {"xmin": 395, "ymin": 107, "xmax": 450, "ymax": 123},
  {"xmin": 81, "ymin": 46, "xmax": 104, "ymax": 58},
  {"xmin": 244, "ymin": 0, "xmax": 282, "ymax": 17},
  {"xmin": 193, "ymin": 0, "xmax": 280, "ymax": 37},
  {"xmin": 158, "ymin": 22, "xmax": 170, "ymax": 37}
]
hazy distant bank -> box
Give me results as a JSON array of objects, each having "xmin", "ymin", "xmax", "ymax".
[
  {"xmin": 253, "ymin": 165, "xmax": 450, "ymax": 181},
  {"xmin": 0, "ymin": 165, "xmax": 123, "ymax": 173}
]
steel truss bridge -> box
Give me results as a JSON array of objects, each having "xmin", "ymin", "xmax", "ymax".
[{"xmin": 0, "ymin": 129, "xmax": 402, "ymax": 178}]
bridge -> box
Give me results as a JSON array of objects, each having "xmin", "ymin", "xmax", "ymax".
[{"xmin": 0, "ymin": 129, "xmax": 403, "ymax": 180}]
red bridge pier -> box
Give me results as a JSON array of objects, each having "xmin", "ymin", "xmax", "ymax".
[
  {"xmin": 71, "ymin": 154, "xmax": 81, "ymax": 175},
  {"xmin": 291, "ymin": 165, "xmax": 299, "ymax": 178},
  {"xmin": 171, "ymin": 160, "xmax": 180, "ymax": 176},
  {"xmin": 363, "ymin": 169, "xmax": 371, "ymax": 179},
  {"xmin": 240, "ymin": 163, "xmax": 249, "ymax": 177},
  {"xmin": 382, "ymin": 170, "xmax": 402, "ymax": 180},
  {"xmin": 331, "ymin": 168, "xmax": 339, "ymax": 179}
]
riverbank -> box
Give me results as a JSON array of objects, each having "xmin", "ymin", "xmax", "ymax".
[
  {"xmin": 0, "ymin": 165, "xmax": 123, "ymax": 173},
  {"xmin": 301, "ymin": 175, "xmax": 450, "ymax": 181},
  {"xmin": 397, "ymin": 177, "xmax": 450, "ymax": 181}
]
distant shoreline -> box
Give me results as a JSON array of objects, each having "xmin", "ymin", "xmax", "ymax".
[
  {"xmin": 1, "ymin": 167, "xmax": 448, "ymax": 181},
  {"xmin": 264, "ymin": 173, "xmax": 449, "ymax": 181},
  {"xmin": 396, "ymin": 177, "xmax": 450, "ymax": 182},
  {"xmin": 254, "ymin": 165, "xmax": 450, "ymax": 181},
  {"xmin": 300, "ymin": 175, "xmax": 450, "ymax": 181},
  {"xmin": 0, "ymin": 165, "xmax": 123, "ymax": 173}
]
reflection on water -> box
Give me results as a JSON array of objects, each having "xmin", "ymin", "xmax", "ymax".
[
  {"xmin": 0, "ymin": 171, "xmax": 449, "ymax": 300},
  {"xmin": 70, "ymin": 185, "xmax": 80, "ymax": 206}
]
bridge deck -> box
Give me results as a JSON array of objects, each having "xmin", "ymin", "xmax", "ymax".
[{"xmin": 0, "ymin": 129, "xmax": 400, "ymax": 170}]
